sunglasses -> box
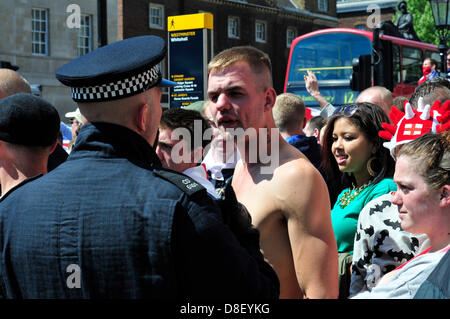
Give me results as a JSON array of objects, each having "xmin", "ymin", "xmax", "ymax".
[{"xmin": 332, "ymin": 104, "xmax": 358, "ymax": 117}]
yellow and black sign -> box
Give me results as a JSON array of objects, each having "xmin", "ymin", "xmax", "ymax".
[
  {"xmin": 168, "ymin": 13, "xmax": 213, "ymax": 108},
  {"xmin": 168, "ymin": 13, "xmax": 213, "ymax": 32}
]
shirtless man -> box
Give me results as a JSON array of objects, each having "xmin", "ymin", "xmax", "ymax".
[{"xmin": 207, "ymin": 46, "xmax": 338, "ymax": 299}]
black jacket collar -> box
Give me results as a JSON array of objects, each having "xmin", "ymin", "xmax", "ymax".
[
  {"xmin": 0, "ymin": 174, "xmax": 43, "ymax": 202},
  {"xmin": 69, "ymin": 122, "xmax": 162, "ymax": 170}
]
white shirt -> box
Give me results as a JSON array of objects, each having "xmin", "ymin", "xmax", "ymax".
[
  {"xmin": 202, "ymin": 148, "xmax": 240, "ymax": 181},
  {"xmin": 183, "ymin": 164, "xmax": 220, "ymax": 199}
]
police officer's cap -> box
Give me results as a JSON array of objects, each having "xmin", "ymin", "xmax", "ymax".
[
  {"xmin": 0, "ymin": 93, "xmax": 60, "ymax": 147},
  {"xmin": 56, "ymin": 35, "xmax": 176, "ymax": 103}
]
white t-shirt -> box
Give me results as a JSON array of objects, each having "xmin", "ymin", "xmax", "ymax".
[{"xmin": 352, "ymin": 249, "xmax": 447, "ymax": 299}]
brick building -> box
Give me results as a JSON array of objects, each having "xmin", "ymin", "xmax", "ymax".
[
  {"xmin": 0, "ymin": 0, "xmax": 337, "ymax": 117},
  {"xmin": 120, "ymin": 0, "xmax": 338, "ymax": 96},
  {"xmin": 337, "ymin": 0, "xmax": 398, "ymax": 30}
]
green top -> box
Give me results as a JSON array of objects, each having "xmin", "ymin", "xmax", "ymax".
[{"xmin": 331, "ymin": 178, "xmax": 397, "ymax": 255}]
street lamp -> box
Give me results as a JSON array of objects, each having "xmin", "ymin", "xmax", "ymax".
[{"xmin": 429, "ymin": 0, "xmax": 449, "ymax": 74}]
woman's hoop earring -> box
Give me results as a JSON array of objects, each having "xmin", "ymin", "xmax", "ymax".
[{"xmin": 367, "ymin": 157, "xmax": 377, "ymax": 177}]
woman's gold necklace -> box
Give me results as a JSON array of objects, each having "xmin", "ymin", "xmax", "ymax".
[{"xmin": 339, "ymin": 181, "xmax": 372, "ymax": 208}]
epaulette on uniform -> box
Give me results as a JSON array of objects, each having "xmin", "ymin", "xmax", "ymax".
[{"xmin": 154, "ymin": 169, "xmax": 205, "ymax": 196}]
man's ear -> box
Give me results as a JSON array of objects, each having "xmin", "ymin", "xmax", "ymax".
[
  {"xmin": 439, "ymin": 185, "xmax": 450, "ymax": 208},
  {"xmin": 49, "ymin": 141, "xmax": 58, "ymax": 154},
  {"xmin": 136, "ymin": 103, "xmax": 150, "ymax": 133},
  {"xmin": 264, "ymin": 88, "xmax": 277, "ymax": 112},
  {"xmin": 313, "ymin": 127, "xmax": 320, "ymax": 140}
]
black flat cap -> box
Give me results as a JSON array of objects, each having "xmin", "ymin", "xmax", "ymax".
[
  {"xmin": 0, "ymin": 93, "xmax": 60, "ymax": 147},
  {"xmin": 55, "ymin": 35, "xmax": 176, "ymax": 103}
]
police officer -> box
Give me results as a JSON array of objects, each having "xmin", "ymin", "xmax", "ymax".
[{"xmin": 0, "ymin": 36, "xmax": 279, "ymax": 299}]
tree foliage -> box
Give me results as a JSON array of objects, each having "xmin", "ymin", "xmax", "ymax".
[{"xmin": 393, "ymin": 0, "xmax": 443, "ymax": 45}]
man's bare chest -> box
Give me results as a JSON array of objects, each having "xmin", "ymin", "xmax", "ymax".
[{"xmin": 232, "ymin": 171, "xmax": 278, "ymax": 228}]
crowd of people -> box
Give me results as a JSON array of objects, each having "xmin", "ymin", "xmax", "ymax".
[{"xmin": 0, "ymin": 35, "xmax": 448, "ymax": 300}]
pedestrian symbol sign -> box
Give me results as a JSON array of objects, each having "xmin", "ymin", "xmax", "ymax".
[{"xmin": 167, "ymin": 13, "xmax": 213, "ymax": 108}]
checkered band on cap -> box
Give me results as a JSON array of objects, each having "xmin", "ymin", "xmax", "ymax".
[{"xmin": 71, "ymin": 65, "xmax": 161, "ymax": 102}]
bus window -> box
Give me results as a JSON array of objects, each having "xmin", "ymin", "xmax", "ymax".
[
  {"xmin": 285, "ymin": 28, "xmax": 440, "ymax": 107},
  {"xmin": 402, "ymin": 46, "xmax": 423, "ymax": 84},
  {"xmin": 285, "ymin": 32, "xmax": 372, "ymax": 108},
  {"xmin": 425, "ymin": 50, "xmax": 442, "ymax": 71},
  {"xmin": 393, "ymin": 44, "xmax": 401, "ymax": 86},
  {"xmin": 287, "ymin": 32, "xmax": 372, "ymax": 82}
]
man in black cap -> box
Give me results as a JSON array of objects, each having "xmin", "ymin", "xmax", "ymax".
[
  {"xmin": 0, "ymin": 93, "xmax": 60, "ymax": 198},
  {"xmin": 0, "ymin": 68, "xmax": 68, "ymax": 171},
  {"xmin": 0, "ymin": 36, "xmax": 279, "ymax": 299}
]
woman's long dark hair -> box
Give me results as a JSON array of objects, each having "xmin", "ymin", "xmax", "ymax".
[{"xmin": 320, "ymin": 102, "xmax": 395, "ymax": 188}]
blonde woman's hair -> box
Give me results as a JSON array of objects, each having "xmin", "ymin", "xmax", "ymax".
[{"xmin": 395, "ymin": 131, "xmax": 450, "ymax": 190}]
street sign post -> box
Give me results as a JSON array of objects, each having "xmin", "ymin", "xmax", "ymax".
[{"xmin": 167, "ymin": 13, "xmax": 213, "ymax": 108}]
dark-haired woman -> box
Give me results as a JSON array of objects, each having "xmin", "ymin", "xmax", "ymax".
[{"xmin": 321, "ymin": 102, "xmax": 396, "ymax": 298}]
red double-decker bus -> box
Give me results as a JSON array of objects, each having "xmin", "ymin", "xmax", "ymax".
[{"xmin": 284, "ymin": 28, "xmax": 440, "ymax": 113}]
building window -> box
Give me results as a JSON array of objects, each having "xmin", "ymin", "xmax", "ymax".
[
  {"xmin": 149, "ymin": 3, "xmax": 164, "ymax": 29},
  {"xmin": 78, "ymin": 14, "xmax": 93, "ymax": 56},
  {"xmin": 32, "ymin": 8, "xmax": 49, "ymax": 56},
  {"xmin": 286, "ymin": 27, "xmax": 297, "ymax": 48},
  {"xmin": 255, "ymin": 20, "xmax": 267, "ymax": 43},
  {"xmin": 228, "ymin": 16, "xmax": 240, "ymax": 39},
  {"xmin": 318, "ymin": 0, "xmax": 328, "ymax": 12}
]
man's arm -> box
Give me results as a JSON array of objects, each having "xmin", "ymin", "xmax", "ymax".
[
  {"xmin": 304, "ymin": 71, "xmax": 336, "ymax": 118},
  {"xmin": 281, "ymin": 161, "xmax": 339, "ymax": 298},
  {"xmin": 173, "ymin": 191, "xmax": 280, "ymax": 299}
]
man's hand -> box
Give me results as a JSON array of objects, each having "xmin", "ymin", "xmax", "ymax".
[
  {"xmin": 304, "ymin": 70, "xmax": 319, "ymax": 95},
  {"xmin": 304, "ymin": 70, "xmax": 329, "ymax": 108}
]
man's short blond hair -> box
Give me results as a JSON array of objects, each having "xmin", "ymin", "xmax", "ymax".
[
  {"xmin": 272, "ymin": 93, "xmax": 305, "ymax": 133},
  {"xmin": 208, "ymin": 46, "xmax": 273, "ymax": 88}
]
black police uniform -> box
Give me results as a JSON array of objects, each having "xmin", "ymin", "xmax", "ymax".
[{"xmin": 0, "ymin": 35, "xmax": 279, "ymax": 299}]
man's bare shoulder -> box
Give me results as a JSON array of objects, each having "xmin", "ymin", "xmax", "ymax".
[
  {"xmin": 274, "ymin": 144, "xmax": 321, "ymax": 184},
  {"xmin": 268, "ymin": 144, "xmax": 330, "ymax": 218},
  {"xmin": 235, "ymin": 142, "xmax": 322, "ymax": 192},
  {"xmin": 272, "ymin": 159, "xmax": 321, "ymax": 198}
]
